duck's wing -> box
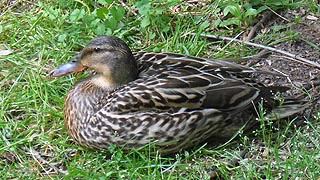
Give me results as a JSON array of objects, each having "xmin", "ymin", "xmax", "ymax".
[{"xmin": 106, "ymin": 52, "xmax": 284, "ymax": 113}]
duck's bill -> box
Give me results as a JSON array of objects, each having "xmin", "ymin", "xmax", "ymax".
[{"xmin": 49, "ymin": 57, "xmax": 87, "ymax": 77}]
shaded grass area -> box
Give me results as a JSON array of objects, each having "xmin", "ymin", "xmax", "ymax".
[{"xmin": 1, "ymin": 0, "xmax": 319, "ymax": 179}]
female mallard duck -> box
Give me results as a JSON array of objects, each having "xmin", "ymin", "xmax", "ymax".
[{"xmin": 49, "ymin": 35, "xmax": 307, "ymax": 153}]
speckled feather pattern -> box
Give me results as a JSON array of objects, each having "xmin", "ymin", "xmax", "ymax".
[
  {"xmin": 60, "ymin": 51, "xmax": 307, "ymax": 154},
  {"xmin": 45, "ymin": 36, "xmax": 311, "ymax": 154}
]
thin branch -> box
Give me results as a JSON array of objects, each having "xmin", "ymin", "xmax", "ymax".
[
  {"xmin": 193, "ymin": 33, "xmax": 320, "ymax": 69},
  {"xmin": 266, "ymin": 6, "xmax": 290, "ymax": 22},
  {"xmin": 217, "ymin": 50, "xmax": 270, "ymax": 64},
  {"xmin": 271, "ymin": 54, "xmax": 318, "ymax": 67},
  {"xmin": 246, "ymin": 11, "xmax": 274, "ymax": 41}
]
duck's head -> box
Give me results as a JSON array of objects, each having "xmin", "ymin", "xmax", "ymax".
[{"xmin": 49, "ymin": 35, "xmax": 138, "ymax": 89}]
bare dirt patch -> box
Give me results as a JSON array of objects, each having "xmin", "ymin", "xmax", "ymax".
[{"xmin": 249, "ymin": 8, "xmax": 320, "ymax": 97}]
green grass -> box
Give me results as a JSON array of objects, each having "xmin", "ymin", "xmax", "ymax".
[{"xmin": 1, "ymin": 0, "xmax": 319, "ymax": 179}]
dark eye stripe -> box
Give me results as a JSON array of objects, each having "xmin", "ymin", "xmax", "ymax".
[
  {"xmin": 93, "ymin": 47, "xmax": 106, "ymax": 53},
  {"xmin": 81, "ymin": 47, "xmax": 109, "ymax": 59}
]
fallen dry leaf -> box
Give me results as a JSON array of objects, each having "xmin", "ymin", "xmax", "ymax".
[
  {"xmin": 306, "ymin": 15, "xmax": 318, "ymax": 21},
  {"xmin": 0, "ymin": 49, "xmax": 12, "ymax": 56}
]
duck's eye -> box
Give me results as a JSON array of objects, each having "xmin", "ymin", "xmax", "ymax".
[{"xmin": 93, "ymin": 47, "xmax": 100, "ymax": 52}]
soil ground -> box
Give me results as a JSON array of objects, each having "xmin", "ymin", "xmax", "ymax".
[{"xmin": 249, "ymin": 8, "xmax": 319, "ymax": 97}]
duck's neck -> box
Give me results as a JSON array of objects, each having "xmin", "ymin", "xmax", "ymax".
[
  {"xmin": 63, "ymin": 79, "xmax": 112, "ymax": 145},
  {"xmin": 89, "ymin": 74, "xmax": 121, "ymax": 90},
  {"xmin": 65, "ymin": 77, "xmax": 116, "ymax": 115}
]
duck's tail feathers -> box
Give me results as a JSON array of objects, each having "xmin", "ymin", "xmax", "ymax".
[
  {"xmin": 266, "ymin": 99, "xmax": 310, "ymax": 120},
  {"xmin": 266, "ymin": 92, "xmax": 320, "ymax": 120}
]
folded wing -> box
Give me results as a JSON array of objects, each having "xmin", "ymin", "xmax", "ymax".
[{"xmin": 105, "ymin": 52, "xmax": 279, "ymax": 113}]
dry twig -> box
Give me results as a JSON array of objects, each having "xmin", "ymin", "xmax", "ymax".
[
  {"xmin": 193, "ymin": 33, "xmax": 320, "ymax": 69},
  {"xmin": 246, "ymin": 11, "xmax": 274, "ymax": 41}
]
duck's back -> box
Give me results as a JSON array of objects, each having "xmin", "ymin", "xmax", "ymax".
[{"xmin": 105, "ymin": 52, "xmax": 279, "ymax": 114}]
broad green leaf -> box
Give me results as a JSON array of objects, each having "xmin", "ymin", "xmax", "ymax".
[
  {"xmin": 95, "ymin": 23, "xmax": 106, "ymax": 35},
  {"xmin": 154, "ymin": 7, "xmax": 165, "ymax": 15},
  {"xmin": 110, "ymin": 6, "xmax": 125, "ymax": 21},
  {"xmin": 219, "ymin": 18, "xmax": 241, "ymax": 27},
  {"xmin": 70, "ymin": 8, "xmax": 85, "ymax": 22},
  {"xmin": 149, "ymin": 32, "xmax": 156, "ymax": 40},
  {"xmin": 136, "ymin": 0, "xmax": 151, "ymax": 15},
  {"xmin": 97, "ymin": 0, "xmax": 112, "ymax": 5},
  {"xmin": 46, "ymin": 7, "xmax": 60, "ymax": 20},
  {"xmin": 257, "ymin": 6, "xmax": 268, "ymax": 13},
  {"xmin": 83, "ymin": 14, "xmax": 95, "ymax": 25},
  {"xmin": 199, "ymin": 21, "xmax": 210, "ymax": 31},
  {"xmin": 89, "ymin": 19, "xmax": 100, "ymax": 28},
  {"xmin": 106, "ymin": 17, "xmax": 117, "ymax": 30},
  {"xmin": 58, "ymin": 34, "xmax": 67, "ymax": 42},
  {"xmin": 105, "ymin": 28, "xmax": 112, "ymax": 35},
  {"xmin": 212, "ymin": 19, "xmax": 222, "ymax": 27},
  {"xmin": 266, "ymin": 0, "xmax": 286, "ymax": 6},
  {"xmin": 214, "ymin": 7, "xmax": 221, "ymax": 14},
  {"xmin": 244, "ymin": 8, "xmax": 258, "ymax": 17},
  {"xmin": 162, "ymin": 25, "xmax": 170, "ymax": 32},
  {"xmin": 97, "ymin": 7, "xmax": 108, "ymax": 19},
  {"xmin": 244, "ymin": 2, "xmax": 253, "ymax": 10},
  {"xmin": 57, "ymin": 0, "xmax": 73, "ymax": 8},
  {"xmin": 141, "ymin": 17, "xmax": 150, "ymax": 28},
  {"xmin": 223, "ymin": 5, "xmax": 241, "ymax": 17}
]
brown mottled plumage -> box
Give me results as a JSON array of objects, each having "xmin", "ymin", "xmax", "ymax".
[{"xmin": 49, "ymin": 36, "xmax": 308, "ymax": 154}]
